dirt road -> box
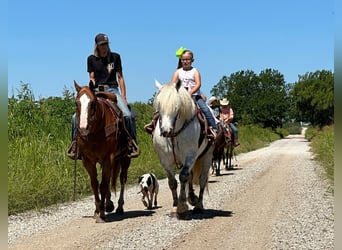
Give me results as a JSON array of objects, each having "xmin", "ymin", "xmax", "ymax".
[{"xmin": 8, "ymin": 133, "xmax": 334, "ymax": 249}]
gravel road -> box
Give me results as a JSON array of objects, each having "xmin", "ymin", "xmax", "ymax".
[{"xmin": 8, "ymin": 132, "xmax": 334, "ymax": 250}]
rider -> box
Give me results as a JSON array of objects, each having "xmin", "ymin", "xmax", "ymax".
[
  {"xmin": 171, "ymin": 47, "xmax": 218, "ymax": 137},
  {"xmin": 67, "ymin": 33, "xmax": 140, "ymax": 159},
  {"xmin": 219, "ymin": 98, "xmax": 240, "ymax": 147},
  {"xmin": 144, "ymin": 47, "xmax": 218, "ymax": 137}
]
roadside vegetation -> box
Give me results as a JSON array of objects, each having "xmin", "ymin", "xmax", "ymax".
[
  {"xmin": 305, "ymin": 125, "xmax": 334, "ymax": 188},
  {"xmin": 8, "ymin": 69, "xmax": 334, "ymax": 215}
]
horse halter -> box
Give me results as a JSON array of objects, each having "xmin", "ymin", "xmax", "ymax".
[{"xmin": 159, "ymin": 110, "xmax": 196, "ymax": 138}]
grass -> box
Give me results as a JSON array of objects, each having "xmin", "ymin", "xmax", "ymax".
[
  {"xmin": 305, "ymin": 125, "xmax": 334, "ymax": 188},
  {"xmin": 8, "ymin": 123, "xmax": 333, "ymax": 215}
]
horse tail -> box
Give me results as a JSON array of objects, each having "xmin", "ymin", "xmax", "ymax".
[
  {"xmin": 111, "ymin": 163, "xmax": 120, "ymax": 194},
  {"xmin": 192, "ymin": 161, "xmax": 201, "ymax": 186}
]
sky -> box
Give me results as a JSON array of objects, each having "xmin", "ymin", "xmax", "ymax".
[{"xmin": 8, "ymin": 0, "xmax": 334, "ymax": 103}]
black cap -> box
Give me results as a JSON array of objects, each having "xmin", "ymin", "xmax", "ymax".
[{"xmin": 95, "ymin": 33, "xmax": 109, "ymax": 45}]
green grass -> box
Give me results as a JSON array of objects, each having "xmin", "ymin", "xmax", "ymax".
[
  {"xmin": 8, "ymin": 122, "xmax": 333, "ymax": 215},
  {"xmin": 305, "ymin": 125, "xmax": 334, "ymax": 188}
]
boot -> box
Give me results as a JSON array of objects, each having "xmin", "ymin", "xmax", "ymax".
[
  {"xmin": 128, "ymin": 139, "xmax": 140, "ymax": 158},
  {"xmin": 208, "ymin": 127, "xmax": 217, "ymax": 139},
  {"xmin": 234, "ymin": 138, "xmax": 240, "ymax": 147},
  {"xmin": 67, "ymin": 140, "xmax": 80, "ymax": 160},
  {"xmin": 144, "ymin": 121, "xmax": 154, "ymax": 134}
]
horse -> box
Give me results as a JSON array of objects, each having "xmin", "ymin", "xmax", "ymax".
[
  {"xmin": 211, "ymin": 123, "xmax": 226, "ymax": 176},
  {"xmin": 223, "ymin": 122, "xmax": 235, "ymax": 170},
  {"xmin": 73, "ymin": 81, "xmax": 131, "ymax": 223},
  {"xmin": 152, "ymin": 80, "xmax": 215, "ymax": 219}
]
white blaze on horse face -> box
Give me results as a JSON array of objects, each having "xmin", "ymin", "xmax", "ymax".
[{"xmin": 79, "ymin": 94, "xmax": 91, "ymax": 129}]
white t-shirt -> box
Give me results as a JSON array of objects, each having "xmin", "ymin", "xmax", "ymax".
[{"xmin": 177, "ymin": 67, "xmax": 201, "ymax": 96}]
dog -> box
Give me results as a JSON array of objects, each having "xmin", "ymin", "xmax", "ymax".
[{"xmin": 138, "ymin": 173, "xmax": 159, "ymax": 209}]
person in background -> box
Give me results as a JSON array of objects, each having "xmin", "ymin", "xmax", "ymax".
[
  {"xmin": 171, "ymin": 47, "xmax": 218, "ymax": 137},
  {"xmin": 208, "ymin": 96, "xmax": 221, "ymax": 120},
  {"xmin": 67, "ymin": 33, "xmax": 140, "ymax": 159},
  {"xmin": 219, "ymin": 98, "xmax": 240, "ymax": 146}
]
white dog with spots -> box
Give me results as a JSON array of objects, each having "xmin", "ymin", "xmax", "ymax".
[{"xmin": 138, "ymin": 173, "xmax": 159, "ymax": 209}]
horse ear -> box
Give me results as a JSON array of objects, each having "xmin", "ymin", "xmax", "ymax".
[
  {"xmin": 175, "ymin": 80, "xmax": 182, "ymax": 91},
  {"xmin": 155, "ymin": 79, "xmax": 162, "ymax": 90},
  {"xmin": 74, "ymin": 80, "xmax": 81, "ymax": 92}
]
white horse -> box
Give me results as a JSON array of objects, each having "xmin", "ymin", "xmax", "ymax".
[{"xmin": 152, "ymin": 80, "xmax": 215, "ymax": 219}]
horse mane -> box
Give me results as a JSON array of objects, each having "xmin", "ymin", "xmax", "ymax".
[{"xmin": 154, "ymin": 82, "xmax": 195, "ymax": 120}]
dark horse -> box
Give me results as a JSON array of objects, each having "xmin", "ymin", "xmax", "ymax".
[
  {"xmin": 73, "ymin": 81, "xmax": 131, "ymax": 223},
  {"xmin": 211, "ymin": 123, "xmax": 227, "ymax": 176},
  {"xmin": 223, "ymin": 122, "xmax": 235, "ymax": 170}
]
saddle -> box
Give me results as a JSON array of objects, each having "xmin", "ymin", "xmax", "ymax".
[
  {"xmin": 222, "ymin": 121, "xmax": 233, "ymax": 142},
  {"xmin": 96, "ymin": 91, "xmax": 117, "ymax": 103},
  {"xmin": 95, "ymin": 92, "xmax": 123, "ymax": 137},
  {"xmin": 144, "ymin": 100, "xmax": 212, "ymax": 143}
]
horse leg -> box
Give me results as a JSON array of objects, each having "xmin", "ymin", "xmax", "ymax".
[
  {"xmin": 225, "ymin": 147, "xmax": 229, "ymax": 170},
  {"xmin": 187, "ymin": 172, "xmax": 198, "ymax": 207},
  {"xmin": 165, "ymin": 169, "xmax": 178, "ymax": 206},
  {"xmin": 97, "ymin": 164, "xmax": 112, "ymax": 223},
  {"xmin": 116, "ymin": 158, "xmax": 130, "ymax": 215},
  {"xmin": 83, "ymin": 163, "xmax": 103, "ymax": 222},
  {"xmin": 178, "ymin": 162, "xmax": 193, "ymax": 219},
  {"xmin": 105, "ymin": 186, "xmax": 114, "ymax": 213},
  {"xmin": 216, "ymin": 154, "xmax": 221, "ymax": 176}
]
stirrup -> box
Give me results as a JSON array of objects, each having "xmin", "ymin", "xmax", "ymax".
[
  {"xmin": 67, "ymin": 141, "xmax": 79, "ymax": 160},
  {"xmin": 209, "ymin": 127, "xmax": 217, "ymax": 139},
  {"xmin": 128, "ymin": 140, "xmax": 140, "ymax": 158}
]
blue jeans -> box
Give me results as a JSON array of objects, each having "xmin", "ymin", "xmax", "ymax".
[
  {"xmin": 230, "ymin": 122, "xmax": 238, "ymax": 139},
  {"xmin": 195, "ymin": 95, "xmax": 218, "ymax": 131},
  {"xmin": 71, "ymin": 87, "xmax": 137, "ymax": 142}
]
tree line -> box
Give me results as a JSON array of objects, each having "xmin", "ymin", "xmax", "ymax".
[{"xmin": 210, "ymin": 68, "xmax": 333, "ymax": 129}]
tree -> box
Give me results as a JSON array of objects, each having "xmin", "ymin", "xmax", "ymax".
[
  {"xmin": 290, "ymin": 70, "xmax": 334, "ymax": 127},
  {"xmin": 211, "ymin": 69, "xmax": 289, "ymax": 129}
]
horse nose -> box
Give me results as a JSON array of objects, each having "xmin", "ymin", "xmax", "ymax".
[
  {"xmin": 79, "ymin": 128, "xmax": 89, "ymax": 137},
  {"xmin": 160, "ymin": 128, "xmax": 172, "ymax": 137}
]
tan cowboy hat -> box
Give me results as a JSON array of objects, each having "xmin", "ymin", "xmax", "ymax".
[
  {"xmin": 220, "ymin": 98, "xmax": 229, "ymax": 106},
  {"xmin": 208, "ymin": 96, "xmax": 218, "ymax": 106}
]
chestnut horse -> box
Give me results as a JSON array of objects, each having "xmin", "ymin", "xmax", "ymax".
[{"xmin": 73, "ymin": 81, "xmax": 131, "ymax": 223}]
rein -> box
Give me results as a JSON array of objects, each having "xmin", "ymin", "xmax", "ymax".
[{"xmin": 160, "ymin": 111, "xmax": 197, "ymax": 169}]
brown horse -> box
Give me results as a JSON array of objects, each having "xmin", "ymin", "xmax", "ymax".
[
  {"xmin": 73, "ymin": 81, "xmax": 131, "ymax": 223},
  {"xmin": 211, "ymin": 123, "xmax": 226, "ymax": 176},
  {"xmin": 223, "ymin": 122, "xmax": 235, "ymax": 170}
]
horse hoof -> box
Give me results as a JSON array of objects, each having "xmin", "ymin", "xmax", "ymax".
[
  {"xmin": 177, "ymin": 211, "xmax": 188, "ymax": 220},
  {"xmin": 95, "ymin": 214, "xmax": 106, "ymax": 223},
  {"xmin": 106, "ymin": 201, "xmax": 115, "ymax": 213},
  {"xmin": 116, "ymin": 207, "xmax": 124, "ymax": 215}
]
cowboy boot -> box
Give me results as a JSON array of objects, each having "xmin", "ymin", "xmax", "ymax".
[
  {"xmin": 67, "ymin": 140, "xmax": 79, "ymax": 160},
  {"xmin": 144, "ymin": 113, "xmax": 159, "ymax": 135},
  {"xmin": 234, "ymin": 138, "xmax": 240, "ymax": 147},
  {"xmin": 144, "ymin": 121, "xmax": 154, "ymax": 134},
  {"xmin": 128, "ymin": 138, "xmax": 140, "ymax": 158}
]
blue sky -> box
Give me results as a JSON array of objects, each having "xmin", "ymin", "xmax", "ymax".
[{"xmin": 8, "ymin": 0, "xmax": 334, "ymax": 103}]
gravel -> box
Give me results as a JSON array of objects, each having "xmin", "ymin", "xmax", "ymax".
[{"xmin": 8, "ymin": 134, "xmax": 334, "ymax": 250}]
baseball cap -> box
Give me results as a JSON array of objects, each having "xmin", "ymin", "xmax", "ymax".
[{"xmin": 95, "ymin": 33, "xmax": 109, "ymax": 45}]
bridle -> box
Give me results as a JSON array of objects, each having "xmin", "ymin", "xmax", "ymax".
[{"xmin": 76, "ymin": 91, "xmax": 105, "ymax": 140}]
